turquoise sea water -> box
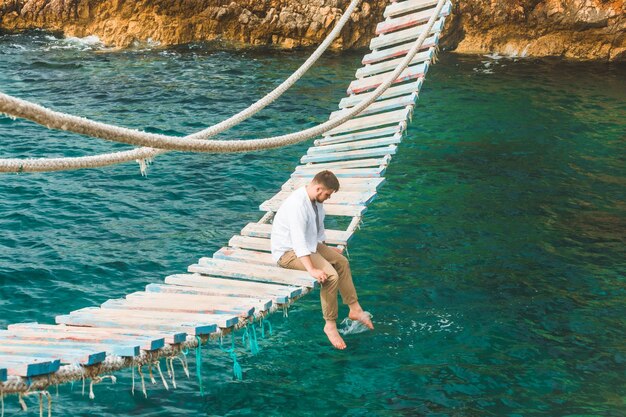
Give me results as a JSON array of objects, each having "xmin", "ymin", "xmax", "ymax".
[{"xmin": 0, "ymin": 32, "xmax": 625, "ymax": 416}]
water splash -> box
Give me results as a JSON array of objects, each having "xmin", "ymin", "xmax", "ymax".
[{"xmin": 339, "ymin": 312, "xmax": 372, "ymax": 335}]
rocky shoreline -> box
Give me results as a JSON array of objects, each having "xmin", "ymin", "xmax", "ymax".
[{"xmin": 1, "ymin": 0, "xmax": 624, "ymax": 61}]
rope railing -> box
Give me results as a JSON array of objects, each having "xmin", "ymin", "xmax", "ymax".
[
  {"xmin": 0, "ymin": 0, "xmax": 364, "ymax": 173},
  {"xmin": 0, "ymin": 0, "xmax": 446, "ymax": 173}
]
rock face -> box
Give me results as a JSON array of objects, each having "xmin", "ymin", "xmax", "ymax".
[{"xmin": 0, "ymin": 0, "xmax": 624, "ymax": 61}]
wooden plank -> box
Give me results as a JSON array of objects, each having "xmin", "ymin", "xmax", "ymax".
[
  {"xmin": 0, "ymin": 356, "xmax": 60, "ymax": 377},
  {"xmin": 0, "ymin": 343, "xmax": 107, "ymax": 366},
  {"xmin": 330, "ymin": 95, "xmax": 417, "ymax": 119},
  {"xmin": 384, "ymin": 0, "xmax": 439, "ymax": 18},
  {"xmin": 0, "ymin": 328, "xmax": 157, "ymax": 355},
  {"xmin": 347, "ymin": 63, "xmax": 428, "ymax": 95},
  {"xmin": 147, "ymin": 282, "xmax": 292, "ymax": 305},
  {"xmin": 325, "ymin": 108, "xmax": 410, "ymax": 136},
  {"xmin": 9, "ymin": 322, "xmax": 185, "ymax": 345},
  {"xmin": 192, "ymin": 258, "xmax": 318, "ymax": 288},
  {"xmin": 355, "ymin": 51, "xmax": 433, "ymax": 79},
  {"xmin": 263, "ymin": 188, "xmax": 376, "ymax": 207},
  {"xmin": 57, "ymin": 311, "xmax": 220, "ymax": 336},
  {"xmin": 124, "ymin": 291, "xmax": 272, "ymax": 312},
  {"xmin": 241, "ymin": 223, "xmax": 352, "ymax": 246},
  {"xmin": 228, "ymin": 235, "xmax": 272, "ymax": 252},
  {"xmin": 292, "ymin": 167, "xmax": 385, "ymax": 178},
  {"xmin": 377, "ymin": 1, "xmax": 451, "ymax": 34},
  {"xmin": 285, "ymin": 175, "xmax": 385, "ymax": 187},
  {"xmin": 68, "ymin": 307, "xmax": 238, "ymax": 330},
  {"xmin": 338, "ymin": 80, "xmax": 423, "ymax": 109},
  {"xmin": 302, "ymin": 145, "xmax": 397, "ymax": 164},
  {"xmin": 213, "ymin": 247, "xmax": 278, "ymax": 267},
  {"xmin": 370, "ymin": 18, "xmax": 444, "ymax": 50},
  {"xmin": 102, "ymin": 297, "xmax": 259, "ymax": 317},
  {"xmin": 5, "ymin": 326, "xmax": 165, "ymax": 351},
  {"xmin": 293, "ymin": 158, "xmax": 390, "ymax": 171},
  {"xmin": 362, "ymin": 33, "xmax": 439, "ymax": 65},
  {"xmin": 309, "ymin": 135, "xmax": 402, "ymax": 154},
  {"xmin": 261, "ymin": 198, "xmax": 368, "ymax": 216},
  {"xmin": 164, "ymin": 273, "xmax": 301, "ymax": 299},
  {"xmin": 321, "ymin": 125, "xmax": 401, "ymax": 144}
]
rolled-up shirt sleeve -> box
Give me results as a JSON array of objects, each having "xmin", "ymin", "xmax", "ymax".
[{"xmin": 288, "ymin": 205, "xmax": 311, "ymax": 258}]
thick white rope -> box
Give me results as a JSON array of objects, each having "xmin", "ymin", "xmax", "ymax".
[
  {"xmin": 0, "ymin": 0, "xmax": 364, "ymax": 173},
  {"xmin": 0, "ymin": 0, "xmax": 445, "ymax": 171}
]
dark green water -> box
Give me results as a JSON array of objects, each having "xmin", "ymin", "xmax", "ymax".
[{"xmin": 1, "ymin": 33, "xmax": 625, "ymax": 416}]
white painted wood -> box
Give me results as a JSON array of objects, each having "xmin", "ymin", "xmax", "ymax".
[
  {"xmin": 302, "ymin": 146, "xmax": 397, "ymax": 164},
  {"xmin": 282, "ymin": 176, "xmax": 385, "ymax": 192},
  {"xmin": 384, "ymin": 0, "xmax": 439, "ymax": 18},
  {"xmin": 377, "ymin": 2, "xmax": 451, "ymax": 34},
  {"xmin": 241, "ymin": 223, "xmax": 352, "ymax": 245},
  {"xmin": 347, "ymin": 63, "xmax": 428, "ymax": 95},
  {"xmin": 338, "ymin": 80, "xmax": 423, "ymax": 109},
  {"xmin": 326, "ymin": 108, "xmax": 410, "ymax": 136},
  {"xmin": 330, "ymin": 95, "xmax": 416, "ymax": 119},
  {"xmin": 362, "ymin": 33, "xmax": 439, "ymax": 65},
  {"xmin": 213, "ymin": 247, "xmax": 278, "ymax": 266},
  {"xmin": 293, "ymin": 158, "xmax": 389, "ymax": 172},
  {"xmin": 292, "ymin": 166, "xmax": 385, "ymax": 178},
  {"xmin": 320, "ymin": 125, "xmax": 401, "ymax": 145},
  {"xmin": 370, "ymin": 18, "xmax": 444, "ymax": 50},
  {"xmin": 310, "ymin": 135, "xmax": 402, "ymax": 154},
  {"xmin": 355, "ymin": 51, "xmax": 433, "ymax": 79}
]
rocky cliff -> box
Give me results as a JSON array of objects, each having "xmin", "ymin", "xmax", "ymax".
[{"xmin": 0, "ymin": 0, "xmax": 624, "ymax": 61}]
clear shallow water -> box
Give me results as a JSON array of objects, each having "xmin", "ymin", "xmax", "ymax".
[{"xmin": 1, "ymin": 32, "xmax": 625, "ymax": 416}]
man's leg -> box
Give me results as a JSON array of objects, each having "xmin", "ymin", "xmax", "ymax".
[
  {"xmin": 278, "ymin": 250, "xmax": 347, "ymax": 349},
  {"xmin": 316, "ymin": 243, "xmax": 374, "ymax": 329}
]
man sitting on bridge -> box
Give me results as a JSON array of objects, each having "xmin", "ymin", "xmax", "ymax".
[{"xmin": 271, "ymin": 170, "xmax": 374, "ymax": 349}]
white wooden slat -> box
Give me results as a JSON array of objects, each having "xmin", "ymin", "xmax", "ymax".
[
  {"xmin": 320, "ymin": 125, "xmax": 402, "ymax": 145},
  {"xmin": 338, "ymin": 80, "xmax": 423, "ymax": 109},
  {"xmin": 362, "ymin": 33, "xmax": 439, "ymax": 65},
  {"xmin": 302, "ymin": 146, "xmax": 397, "ymax": 164},
  {"xmin": 71, "ymin": 307, "xmax": 238, "ymax": 330},
  {"xmin": 193, "ymin": 258, "xmax": 318, "ymax": 288},
  {"xmin": 282, "ymin": 176, "xmax": 386, "ymax": 192},
  {"xmin": 355, "ymin": 50, "xmax": 433, "ymax": 79},
  {"xmin": 370, "ymin": 18, "xmax": 444, "ymax": 51},
  {"xmin": 8, "ymin": 322, "xmax": 187, "ymax": 344},
  {"xmin": 377, "ymin": 1, "xmax": 451, "ymax": 34},
  {"xmin": 384, "ymin": 0, "xmax": 439, "ymax": 18},
  {"xmin": 330, "ymin": 95, "xmax": 416, "ymax": 119},
  {"xmin": 229, "ymin": 235, "xmax": 272, "ymax": 252},
  {"xmin": 261, "ymin": 200, "xmax": 367, "ymax": 217},
  {"xmin": 293, "ymin": 159, "xmax": 389, "ymax": 174},
  {"xmin": 266, "ymin": 188, "xmax": 376, "ymax": 206},
  {"xmin": 164, "ymin": 273, "xmax": 301, "ymax": 299},
  {"xmin": 326, "ymin": 108, "xmax": 410, "ymax": 136},
  {"xmin": 292, "ymin": 166, "xmax": 385, "ymax": 178},
  {"xmin": 213, "ymin": 247, "xmax": 278, "ymax": 266},
  {"xmin": 241, "ymin": 223, "xmax": 352, "ymax": 245},
  {"xmin": 57, "ymin": 310, "xmax": 222, "ymax": 335},
  {"xmin": 347, "ymin": 63, "xmax": 428, "ymax": 95},
  {"xmin": 311, "ymin": 134, "xmax": 402, "ymax": 154},
  {"xmin": 125, "ymin": 290, "xmax": 271, "ymax": 311},
  {"xmin": 165, "ymin": 274, "xmax": 298, "ymax": 302}
]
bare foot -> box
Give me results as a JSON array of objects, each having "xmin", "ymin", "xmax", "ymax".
[
  {"xmin": 348, "ymin": 310, "xmax": 374, "ymax": 330},
  {"xmin": 324, "ymin": 323, "xmax": 347, "ymax": 350}
]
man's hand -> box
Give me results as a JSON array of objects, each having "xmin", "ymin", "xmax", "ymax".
[{"xmin": 309, "ymin": 268, "xmax": 328, "ymax": 284}]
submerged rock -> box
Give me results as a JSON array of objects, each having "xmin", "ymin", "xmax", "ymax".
[{"xmin": 0, "ymin": 0, "xmax": 624, "ymax": 61}]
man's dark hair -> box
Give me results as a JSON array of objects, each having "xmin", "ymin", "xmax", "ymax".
[{"xmin": 312, "ymin": 170, "xmax": 340, "ymax": 191}]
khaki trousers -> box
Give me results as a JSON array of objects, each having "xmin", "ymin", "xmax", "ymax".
[{"xmin": 278, "ymin": 243, "xmax": 358, "ymax": 321}]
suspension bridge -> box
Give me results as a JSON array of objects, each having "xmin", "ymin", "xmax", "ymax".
[{"xmin": 0, "ymin": 0, "xmax": 451, "ymax": 413}]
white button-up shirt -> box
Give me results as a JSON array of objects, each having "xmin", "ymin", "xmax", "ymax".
[{"xmin": 271, "ymin": 186, "xmax": 326, "ymax": 263}]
